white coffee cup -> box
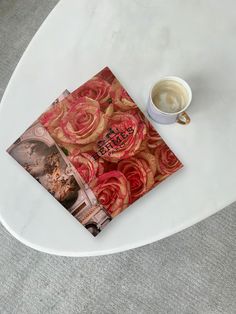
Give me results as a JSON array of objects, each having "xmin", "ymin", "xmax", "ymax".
[{"xmin": 147, "ymin": 76, "xmax": 192, "ymax": 125}]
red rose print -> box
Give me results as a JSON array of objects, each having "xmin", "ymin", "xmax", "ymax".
[
  {"xmin": 96, "ymin": 66, "xmax": 115, "ymax": 84},
  {"xmin": 110, "ymin": 79, "xmax": 137, "ymax": 111},
  {"xmin": 96, "ymin": 158, "xmax": 117, "ymax": 175},
  {"xmin": 136, "ymin": 152, "xmax": 157, "ymax": 176},
  {"xmin": 90, "ymin": 171, "xmax": 130, "ymax": 217},
  {"xmin": 71, "ymin": 76, "xmax": 111, "ymax": 110},
  {"xmin": 69, "ymin": 152, "xmax": 98, "ymax": 184},
  {"xmin": 55, "ymin": 97, "xmax": 108, "ymax": 145},
  {"xmin": 39, "ymin": 99, "xmax": 69, "ymax": 132},
  {"xmin": 96, "ymin": 112, "xmax": 147, "ymax": 162},
  {"xmin": 145, "ymin": 118, "xmax": 162, "ymax": 151},
  {"xmin": 154, "ymin": 141, "xmax": 183, "ymax": 182},
  {"xmin": 118, "ymin": 154, "xmax": 155, "ymax": 202}
]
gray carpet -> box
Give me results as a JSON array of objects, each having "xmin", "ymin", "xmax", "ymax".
[{"xmin": 0, "ymin": 1, "xmax": 235, "ymax": 313}]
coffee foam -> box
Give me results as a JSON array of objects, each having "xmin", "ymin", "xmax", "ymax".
[{"xmin": 152, "ymin": 80, "xmax": 189, "ymax": 113}]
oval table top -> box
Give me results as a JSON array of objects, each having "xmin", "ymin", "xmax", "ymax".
[{"xmin": 0, "ymin": 0, "xmax": 236, "ymax": 256}]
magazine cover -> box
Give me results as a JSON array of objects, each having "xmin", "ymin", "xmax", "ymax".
[{"xmin": 7, "ymin": 67, "xmax": 183, "ymax": 236}]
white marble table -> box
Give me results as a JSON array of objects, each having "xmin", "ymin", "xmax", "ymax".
[{"xmin": 0, "ymin": 0, "xmax": 235, "ymax": 256}]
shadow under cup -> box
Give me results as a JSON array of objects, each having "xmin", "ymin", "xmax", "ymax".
[{"xmin": 147, "ymin": 77, "xmax": 192, "ymax": 125}]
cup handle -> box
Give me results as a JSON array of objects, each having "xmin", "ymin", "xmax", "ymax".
[{"xmin": 177, "ymin": 111, "xmax": 191, "ymax": 125}]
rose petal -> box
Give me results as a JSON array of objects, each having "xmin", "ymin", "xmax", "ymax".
[
  {"xmin": 90, "ymin": 170, "xmax": 130, "ymax": 217},
  {"xmin": 69, "ymin": 152, "xmax": 98, "ymax": 183},
  {"xmin": 154, "ymin": 141, "xmax": 183, "ymax": 183},
  {"xmin": 118, "ymin": 156, "xmax": 154, "ymax": 202},
  {"xmin": 59, "ymin": 97, "xmax": 107, "ymax": 145},
  {"xmin": 110, "ymin": 79, "xmax": 137, "ymax": 111}
]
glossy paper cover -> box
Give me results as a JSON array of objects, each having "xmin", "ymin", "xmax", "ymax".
[{"xmin": 7, "ymin": 67, "xmax": 183, "ymax": 236}]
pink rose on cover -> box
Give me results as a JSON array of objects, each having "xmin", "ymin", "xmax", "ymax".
[
  {"xmin": 39, "ymin": 99, "xmax": 69, "ymax": 132},
  {"xmin": 96, "ymin": 112, "xmax": 147, "ymax": 162},
  {"xmin": 54, "ymin": 97, "xmax": 107, "ymax": 145},
  {"xmin": 71, "ymin": 77, "xmax": 111, "ymax": 110},
  {"xmin": 110, "ymin": 79, "xmax": 137, "ymax": 111},
  {"xmin": 118, "ymin": 152, "xmax": 156, "ymax": 202},
  {"xmin": 145, "ymin": 118, "xmax": 162, "ymax": 151},
  {"xmin": 90, "ymin": 171, "xmax": 130, "ymax": 217},
  {"xmin": 155, "ymin": 141, "xmax": 183, "ymax": 182},
  {"xmin": 69, "ymin": 152, "xmax": 98, "ymax": 184}
]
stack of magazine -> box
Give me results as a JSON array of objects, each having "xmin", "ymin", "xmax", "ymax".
[{"xmin": 7, "ymin": 67, "xmax": 183, "ymax": 236}]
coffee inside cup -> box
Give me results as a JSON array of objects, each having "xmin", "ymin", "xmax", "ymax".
[{"xmin": 152, "ymin": 80, "xmax": 189, "ymax": 113}]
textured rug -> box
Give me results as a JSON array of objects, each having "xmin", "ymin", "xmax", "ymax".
[{"xmin": 0, "ymin": 1, "xmax": 235, "ymax": 313}]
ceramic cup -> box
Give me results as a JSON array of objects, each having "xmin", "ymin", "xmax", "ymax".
[{"xmin": 147, "ymin": 76, "xmax": 192, "ymax": 125}]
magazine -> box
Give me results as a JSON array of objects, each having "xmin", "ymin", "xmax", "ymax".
[{"xmin": 7, "ymin": 67, "xmax": 183, "ymax": 236}]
